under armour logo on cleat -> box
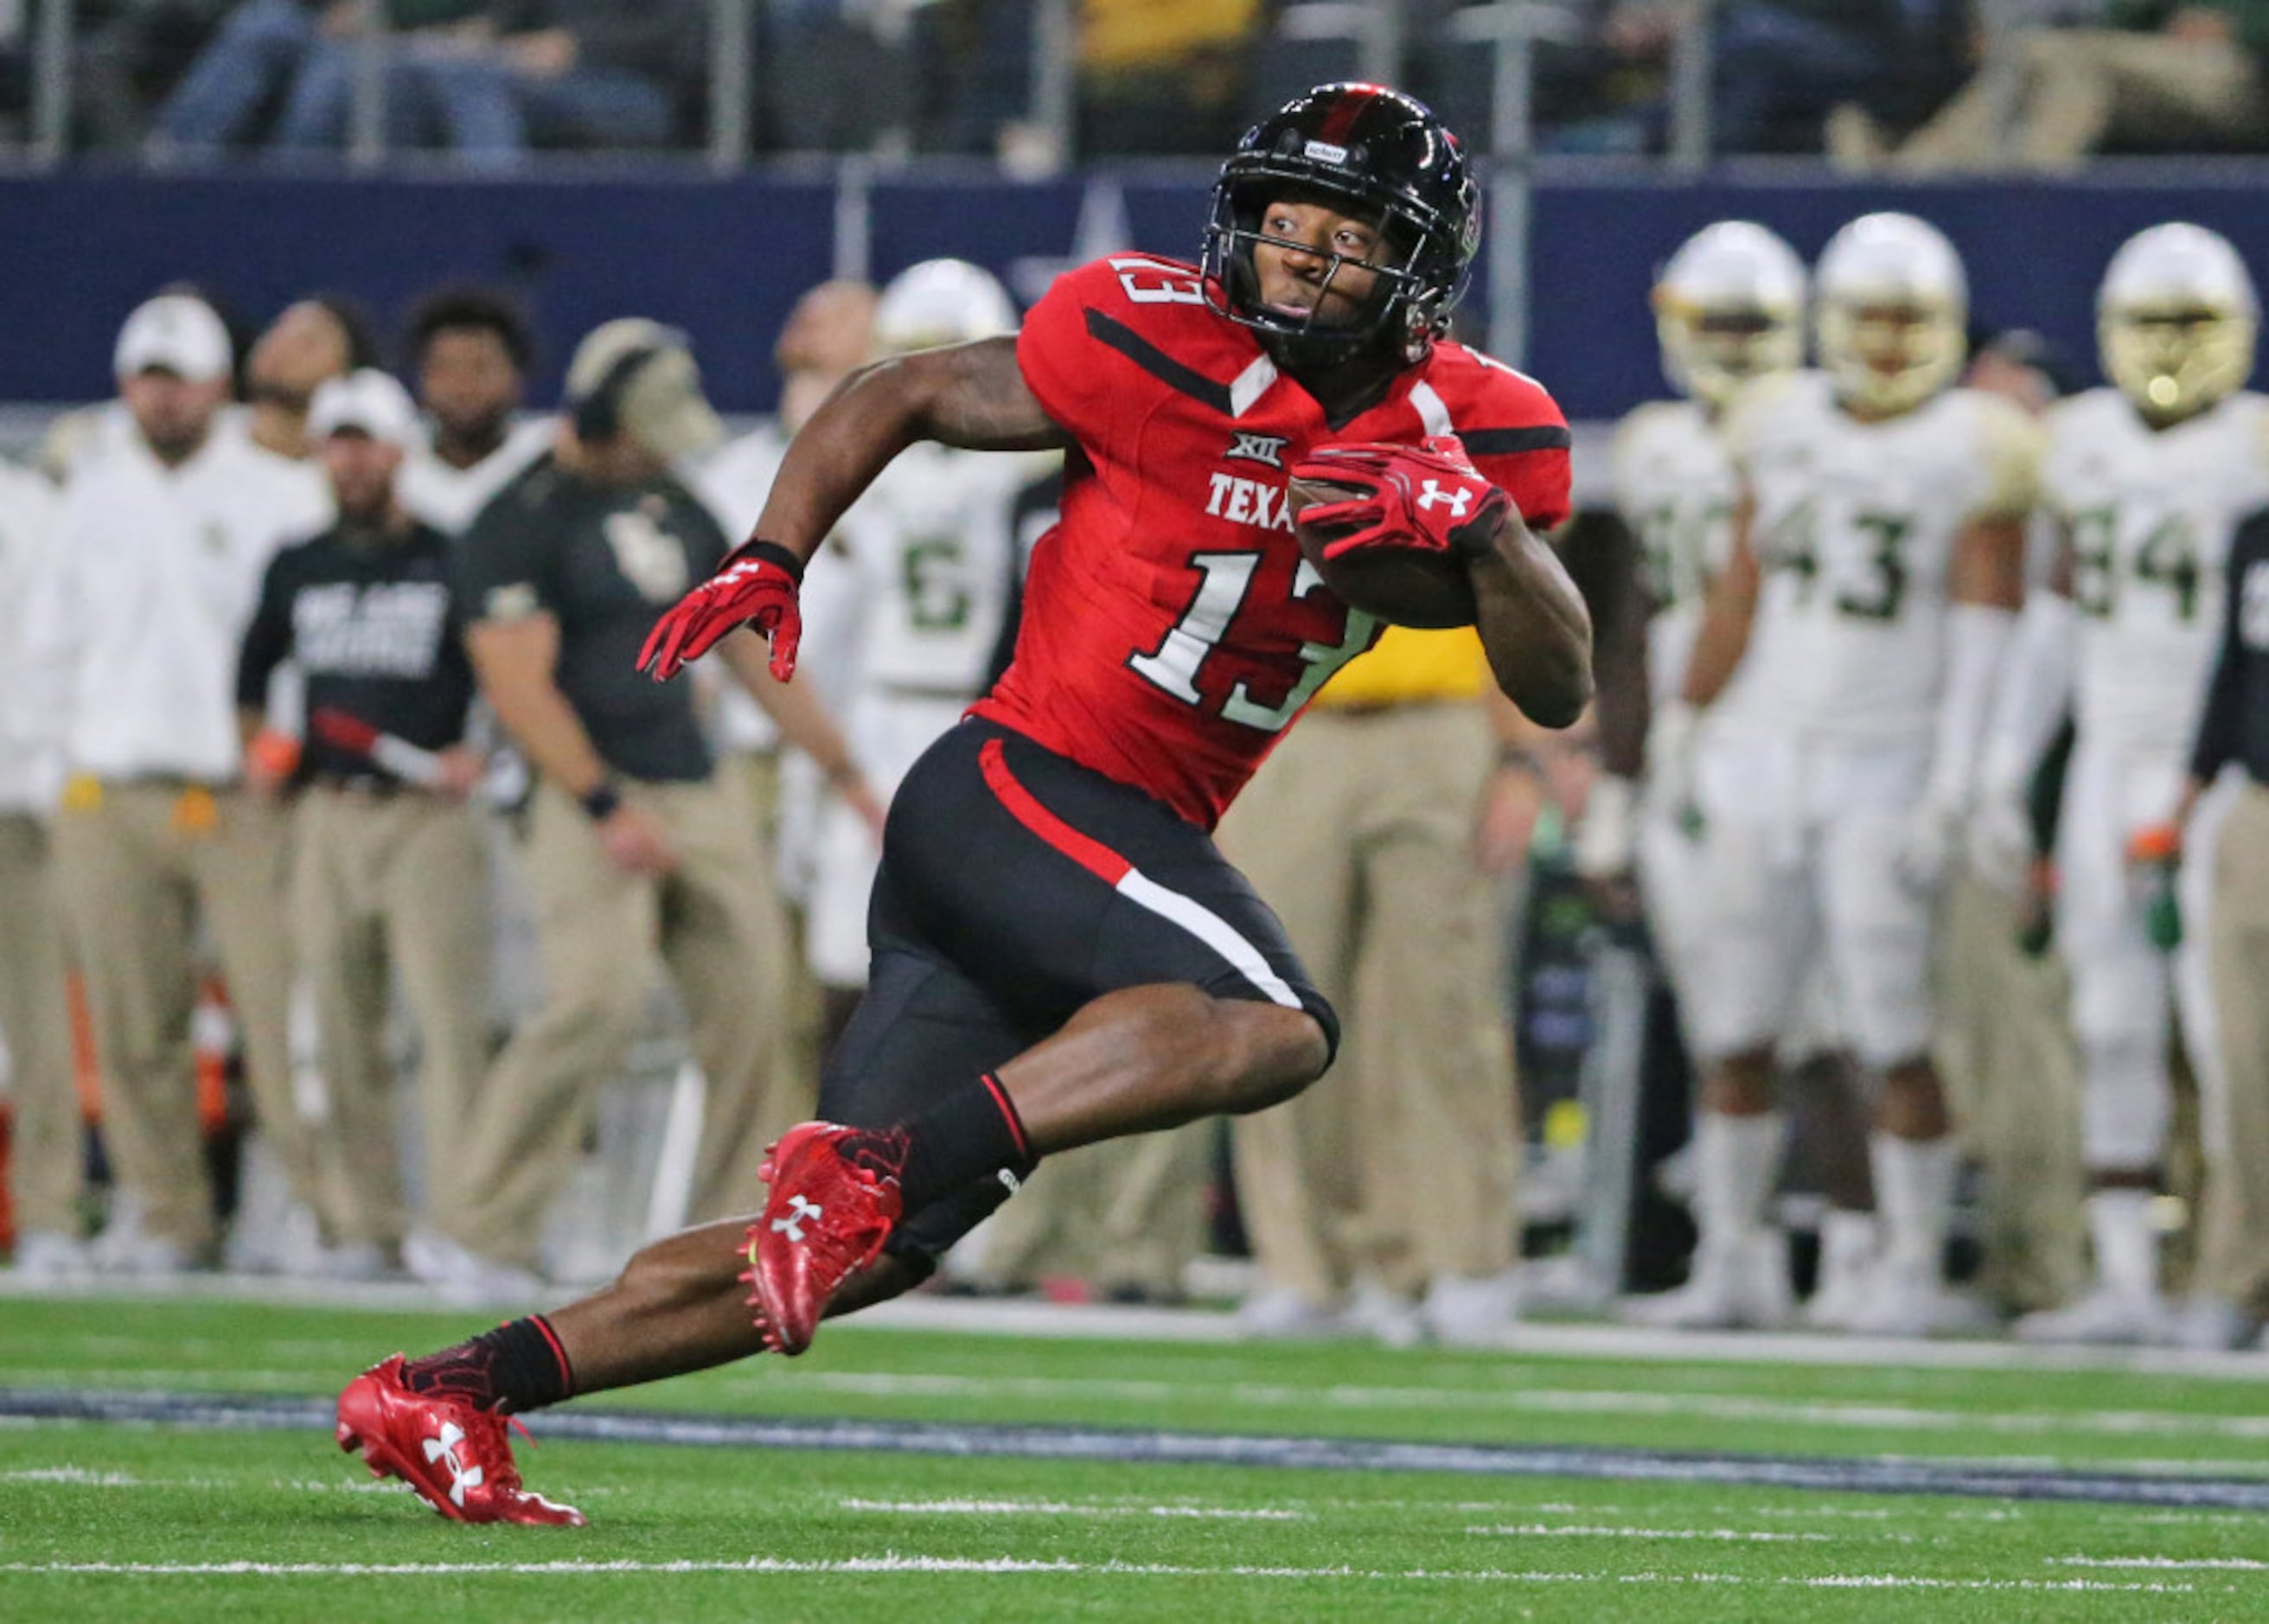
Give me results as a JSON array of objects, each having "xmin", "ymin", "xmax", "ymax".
[
  {"xmin": 771, "ymin": 1193, "xmax": 824, "ymax": 1243},
  {"xmin": 1416, "ymin": 479, "xmax": 1473, "ymax": 517},
  {"xmin": 423, "ymin": 1421, "xmax": 484, "ymax": 1507}
]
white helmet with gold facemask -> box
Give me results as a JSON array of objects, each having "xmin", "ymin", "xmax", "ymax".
[
  {"xmin": 2098, "ymin": 222, "xmax": 2258, "ymax": 425},
  {"xmin": 1815, "ymin": 212, "xmax": 1967, "ymax": 419},
  {"xmin": 1652, "ymin": 221, "xmax": 1808, "ymax": 410}
]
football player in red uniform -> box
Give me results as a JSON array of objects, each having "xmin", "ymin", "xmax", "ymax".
[{"xmin": 336, "ymin": 82, "xmax": 1590, "ymax": 1525}]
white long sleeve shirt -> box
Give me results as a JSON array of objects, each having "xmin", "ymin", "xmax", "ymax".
[
  {"xmin": 28, "ymin": 426, "xmax": 330, "ymax": 785},
  {"xmin": 0, "ymin": 459, "xmax": 66, "ymax": 813}
]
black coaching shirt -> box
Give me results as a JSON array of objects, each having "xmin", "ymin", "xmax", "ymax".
[
  {"xmin": 2191, "ymin": 507, "xmax": 2269, "ymax": 789},
  {"xmin": 237, "ymin": 516, "xmax": 474, "ymax": 782},
  {"xmin": 455, "ymin": 454, "xmax": 726, "ymax": 783}
]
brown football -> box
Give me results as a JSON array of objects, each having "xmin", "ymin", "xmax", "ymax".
[{"xmin": 1288, "ymin": 475, "xmax": 1479, "ymax": 630}]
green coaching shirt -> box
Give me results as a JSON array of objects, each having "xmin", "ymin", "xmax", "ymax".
[{"xmin": 456, "ymin": 453, "xmax": 728, "ymax": 784}]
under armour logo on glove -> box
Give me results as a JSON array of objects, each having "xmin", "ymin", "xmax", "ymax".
[
  {"xmin": 636, "ymin": 539, "xmax": 806, "ymax": 683},
  {"xmin": 423, "ymin": 1422, "xmax": 485, "ymax": 1507},
  {"xmin": 1416, "ymin": 478, "xmax": 1474, "ymax": 517},
  {"xmin": 771, "ymin": 1193, "xmax": 824, "ymax": 1243},
  {"xmin": 1290, "ymin": 435, "xmax": 1510, "ymax": 561}
]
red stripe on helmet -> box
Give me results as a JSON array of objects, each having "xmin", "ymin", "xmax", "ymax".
[{"xmin": 1315, "ymin": 84, "xmax": 1384, "ymax": 147}]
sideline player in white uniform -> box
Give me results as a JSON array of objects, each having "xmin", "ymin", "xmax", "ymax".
[
  {"xmin": 1592, "ymin": 224, "xmax": 1861, "ymax": 1329},
  {"xmin": 1594, "ymin": 223, "xmax": 1804, "ymax": 1028},
  {"xmin": 804, "ymin": 259, "xmax": 1050, "ymax": 997},
  {"xmin": 1664, "ymin": 214, "xmax": 2038, "ymax": 1336},
  {"xmin": 1975, "ymin": 224, "xmax": 2269, "ymax": 1344}
]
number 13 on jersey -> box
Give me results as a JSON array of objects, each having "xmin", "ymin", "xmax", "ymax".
[{"xmin": 1128, "ymin": 553, "xmax": 1380, "ymax": 732}]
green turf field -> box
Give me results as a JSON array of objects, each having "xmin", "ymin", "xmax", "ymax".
[{"xmin": 3, "ymin": 1295, "xmax": 2268, "ymax": 1620}]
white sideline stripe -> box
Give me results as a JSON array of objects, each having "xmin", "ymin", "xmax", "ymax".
[
  {"xmin": 766, "ymin": 1369, "xmax": 2269, "ymax": 1447},
  {"xmin": 7, "ymin": 1360, "xmax": 2269, "ymax": 1452},
  {"xmin": 1469, "ymin": 1524, "xmax": 1830, "ymax": 1543},
  {"xmin": 6, "ymin": 1277, "xmax": 2269, "ymax": 1384},
  {"xmin": 838, "ymin": 1497, "xmax": 1303, "ymax": 1519},
  {"xmin": 1114, "ymin": 868, "xmax": 1301, "ymax": 1010},
  {"xmin": 0, "ymin": 1558, "xmax": 2206, "ymax": 1591}
]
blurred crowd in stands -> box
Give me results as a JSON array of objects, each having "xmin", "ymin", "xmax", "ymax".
[{"xmin": 2, "ymin": 1, "xmax": 2264, "ymax": 166}]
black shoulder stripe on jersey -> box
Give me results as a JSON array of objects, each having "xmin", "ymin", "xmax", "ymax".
[
  {"xmin": 1084, "ymin": 308, "xmax": 1234, "ymax": 415},
  {"xmin": 1462, "ymin": 425, "xmax": 1574, "ymax": 456}
]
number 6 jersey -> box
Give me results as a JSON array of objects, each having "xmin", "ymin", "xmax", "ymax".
[
  {"xmin": 2041, "ymin": 385, "xmax": 2269, "ymax": 752},
  {"xmin": 974, "ymin": 253, "xmax": 1572, "ymax": 828},
  {"xmin": 1724, "ymin": 370, "xmax": 2040, "ymax": 745}
]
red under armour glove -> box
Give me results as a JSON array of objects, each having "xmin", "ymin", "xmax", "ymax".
[
  {"xmin": 1291, "ymin": 435, "xmax": 1512, "ymax": 562},
  {"xmin": 637, "ymin": 540, "xmax": 805, "ymax": 682}
]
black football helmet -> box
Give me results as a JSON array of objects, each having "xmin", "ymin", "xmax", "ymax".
[{"xmin": 1203, "ymin": 83, "xmax": 1481, "ymax": 370}]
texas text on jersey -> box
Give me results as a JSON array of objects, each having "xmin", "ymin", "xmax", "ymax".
[{"xmin": 974, "ymin": 253, "xmax": 1573, "ymax": 828}]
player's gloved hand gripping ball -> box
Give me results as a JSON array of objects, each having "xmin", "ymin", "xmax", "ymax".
[
  {"xmin": 1286, "ymin": 435, "xmax": 1512, "ymax": 628},
  {"xmin": 638, "ymin": 539, "xmax": 804, "ymax": 682}
]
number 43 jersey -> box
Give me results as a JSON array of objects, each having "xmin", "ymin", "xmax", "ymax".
[
  {"xmin": 1725, "ymin": 370, "xmax": 2040, "ymax": 745},
  {"xmin": 2042, "ymin": 387, "xmax": 2269, "ymax": 751},
  {"xmin": 975, "ymin": 253, "xmax": 1572, "ymax": 829}
]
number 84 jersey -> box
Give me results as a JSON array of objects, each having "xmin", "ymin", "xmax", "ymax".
[
  {"xmin": 2042, "ymin": 387, "xmax": 2269, "ymax": 751},
  {"xmin": 974, "ymin": 253, "xmax": 1572, "ymax": 829},
  {"xmin": 1727, "ymin": 370, "xmax": 2040, "ymax": 745}
]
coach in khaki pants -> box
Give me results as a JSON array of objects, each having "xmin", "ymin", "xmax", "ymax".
[
  {"xmin": 2173, "ymin": 506, "xmax": 2269, "ymax": 1347},
  {"xmin": 1222, "ymin": 627, "xmax": 1534, "ymax": 1346},
  {"xmin": 0, "ymin": 456, "xmax": 87, "ymax": 1276},
  {"xmin": 29, "ymin": 295, "xmax": 332, "ymax": 1269},
  {"xmin": 427, "ymin": 319, "xmax": 876, "ymax": 1294},
  {"xmin": 237, "ymin": 370, "xmax": 495, "ymax": 1269}
]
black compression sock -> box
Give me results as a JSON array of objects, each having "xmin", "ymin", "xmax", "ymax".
[
  {"xmin": 888, "ymin": 1072, "xmax": 1037, "ymax": 1212},
  {"xmin": 401, "ymin": 1315, "xmax": 574, "ymax": 1414}
]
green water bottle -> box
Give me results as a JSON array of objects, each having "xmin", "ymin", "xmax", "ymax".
[{"xmin": 2127, "ymin": 824, "xmax": 2183, "ymax": 953}]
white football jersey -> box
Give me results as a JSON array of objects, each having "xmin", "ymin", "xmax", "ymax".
[
  {"xmin": 1611, "ymin": 398, "xmax": 1742, "ymax": 712},
  {"xmin": 2042, "ymin": 387, "xmax": 2269, "ymax": 751},
  {"xmin": 834, "ymin": 444, "xmax": 1039, "ymax": 697},
  {"xmin": 1726, "ymin": 371, "xmax": 2040, "ymax": 744}
]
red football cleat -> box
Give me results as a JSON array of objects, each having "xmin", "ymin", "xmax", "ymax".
[
  {"xmin": 746, "ymin": 1122, "xmax": 905, "ymax": 1355},
  {"xmin": 336, "ymin": 1355, "xmax": 585, "ymax": 1526}
]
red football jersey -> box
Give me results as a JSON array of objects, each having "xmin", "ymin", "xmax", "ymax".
[{"xmin": 970, "ymin": 253, "xmax": 1572, "ymax": 829}]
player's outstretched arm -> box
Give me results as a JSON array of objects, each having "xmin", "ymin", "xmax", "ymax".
[
  {"xmin": 640, "ymin": 337, "xmax": 1075, "ymax": 682},
  {"xmin": 1467, "ymin": 508, "xmax": 1595, "ymax": 729},
  {"xmin": 751, "ymin": 336, "xmax": 1071, "ymax": 565}
]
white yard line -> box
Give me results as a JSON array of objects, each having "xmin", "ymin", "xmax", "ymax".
[
  {"xmin": 0, "ymin": 1467, "xmax": 138, "ymax": 1486},
  {"xmin": 2055, "ymin": 1557, "xmax": 2269, "ymax": 1570},
  {"xmin": 1468, "ymin": 1524, "xmax": 1831, "ymax": 1542},
  {"xmin": 836, "ymin": 1497, "xmax": 1304, "ymax": 1519},
  {"xmin": 0, "ymin": 1557, "xmax": 2215, "ymax": 1592}
]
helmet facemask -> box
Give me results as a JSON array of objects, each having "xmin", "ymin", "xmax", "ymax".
[
  {"xmin": 1657, "ymin": 301, "xmax": 1803, "ymax": 408},
  {"xmin": 1204, "ymin": 172, "xmax": 1455, "ymax": 371},
  {"xmin": 1818, "ymin": 297, "xmax": 1965, "ymax": 417},
  {"xmin": 2102, "ymin": 304, "xmax": 2256, "ymax": 423},
  {"xmin": 2097, "ymin": 222, "xmax": 2259, "ymax": 425},
  {"xmin": 1203, "ymin": 85, "xmax": 1480, "ymax": 376}
]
